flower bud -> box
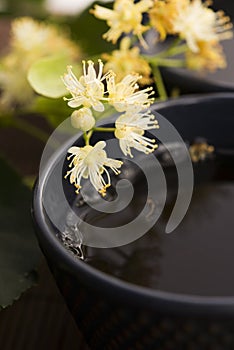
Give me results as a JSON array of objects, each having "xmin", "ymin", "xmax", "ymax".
[{"xmin": 71, "ymin": 107, "xmax": 95, "ymax": 131}]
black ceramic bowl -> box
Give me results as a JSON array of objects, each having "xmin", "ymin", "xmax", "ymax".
[
  {"xmin": 32, "ymin": 93, "xmax": 234, "ymax": 350},
  {"xmin": 158, "ymin": 0, "xmax": 234, "ymax": 94}
]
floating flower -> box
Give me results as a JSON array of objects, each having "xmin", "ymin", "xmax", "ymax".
[
  {"xmin": 106, "ymin": 72, "xmax": 154, "ymax": 112},
  {"xmin": 172, "ymin": 0, "xmax": 233, "ymax": 53},
  {"xmin": 65, "ymin": 141, "xmax": 123, "ymax": 196},
  {"xmin": 91, "ymin": 0, "xmax": 153, "ymax": 46},
  {"xmin": 185, "ymin": 40, "xmax": 226, "ymax": 72},
  {"xmin": 102, "ymin": 37, "xmax": 152, "ymax": 85},
  {"xmin": 62, "ymin": 60, "xmax": 106, "ymax": 112},
  {"xmin": 70, "ymin": 107, "xmax": 95, "ymax": 131},
  {"xmin": 115, "ymin": 107, "xmax": 159, "ymax": 157},
  {"xmin": 189, "ymin": 140, "xmax": 214, "ymax": 162}
]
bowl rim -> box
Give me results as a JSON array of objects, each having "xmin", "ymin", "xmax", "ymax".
[
  {"xmin": 32, "ymin": 92, "xmax": 234, "ymax": 318},
  {"xmin": 162, "ymin": 65, "xmax": 234, "ymax": 92}
]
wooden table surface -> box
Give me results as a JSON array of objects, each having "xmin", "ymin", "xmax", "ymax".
[
  {"xmin": 0, "ymin": 256, "xmax": 90, "ymax": 350},
  {"xmin": 0, "ymin": 110, "xmax": 91, "ymax": 349}
]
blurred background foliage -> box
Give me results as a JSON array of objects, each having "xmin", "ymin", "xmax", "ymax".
[
  {"xmin": 1, "ymin": 0, "xmax": 114, "ymax": 55},
  {"xmin": 1, "ymin": 0, "xmax": 44, "ymax": 16},
  {"xmin": 0, "ymin": 0, "xmax": 116, "ymax": 309}
]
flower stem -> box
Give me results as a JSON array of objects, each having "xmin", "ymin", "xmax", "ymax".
[
  {"xmin": 143, "ymin": 39, "xmax": 187, "ymax": 64},
  {"xmin": 148, "ymin": 56, "xmax": 185, "ymax": 67},
  {"xmin": 156, "ymin": 58, "xmax": 185, "ymax": 67},
  {"xmin": 154, "ymin": 37, "xmax": 187, "ymax": 58},
  {"xmin": 11, "ymin": 117, "xmax": 50, "ymax": 144},
  {"xmin": 152, "ymin": 66, "xmax": 168, "ymax": 101},
  {"xmin": 164, "ymin": 44, "xmax": 188, "ymax": 57},
  {"xmin": 93, "ymin": 127, "xmax": 115, "ymax": 132},
  {"xmin": 83, "ymin": 130, "xmax": 93, "ymax": 145}
]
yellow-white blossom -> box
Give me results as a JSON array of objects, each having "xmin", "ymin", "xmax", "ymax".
[
  {"xmin": 62, "ymin": 61, "xmax": 106, "ymax": 112},
  {"xmin": 149, "ymin": 0, "xmax": 186, "ymax": 40},
  {"xmin": 115, "ymin": 107, "xmax": 159, "ymax": 157},
  {"xmin": 107, "ymin": 72, "xmax": 154, "ymax": 112},
  {"xmin": 65, "ymin": 141, "xmax": 123, "ymax": 196},
  {"xmin": 185, "ymin": 40, "xmax": 227, "ymax": 72},
  {"xmin": 91, "ymin": 0, "xmax": 153, "ymax": 46},
  {"xmin": 172, "ymin": 0, "xmax": 233, "ymax": 53},
  {"xmin": 0, "ymin": 17, "xmax": 80, "ymax": 109},
  {"xmin": 11, "ymin": 17, "xmax": 78, "ymax": 58},
  {"xmin": 70, "ymin": 108, "xmax": 95, "ymax": 131},
  {"xmin": 102, "ymin": 37, "xmax": 152, "ymax": 85},
  {"xmin": 189, "ymin": 141, "xmax": 214, "ymax": 162}
]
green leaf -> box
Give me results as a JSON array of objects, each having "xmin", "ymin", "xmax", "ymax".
[
  {"xmin": 27, "ymin": 54, "xmax": 81, "ymax": 99},
  {"xmin": 0, "ymin": 157, "xmax": 41, "ymax": 309},
  {"xmin": 32, "ymin": 96, "xmax": 72, "ymax": 128}
]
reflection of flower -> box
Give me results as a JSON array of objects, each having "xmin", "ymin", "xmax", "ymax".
[
  {"xmin": 0, "ymin": 17, "xmax": 80, "ymax": 109},
  {"xmin": 102, "ymin": 37, "xmax": 152, "ymax": 85},
  {"xmin": 91, "ymin": 0, "xmax": 153, "ymax": 46},
  {"xmin": 115, "ymin": 107, "xmax": 159, "ymax": 157},
  {"xmin": 107, "ymin": 73, "xmax": 154, "ymax": 112},
  {"xmin": 62, "ymin": 61, "xmax": 106, "ymax": 112},
  {"xmin": 65, "ymin": 141, "xmax": 123, "ymax": 196}
]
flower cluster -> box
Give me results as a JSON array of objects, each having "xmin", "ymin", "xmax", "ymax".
[
  {"xmin": 62, "ymin": 60, "xmax": 159, "ymax": 196},
  {"xmin": 0, "ymin": 17, "xmax": 80, "ymax": 109},
  {"xmin": 91, "ymin": 0, "xmax": 233, "ymax": 81},
  {"xmin": 169, "ymin": 0, "xmax": 232, "ymax": 53},
  {"xmin": 155, "ymin": 0, "xmax": 233, "ymax": 71},
  {"xmin": 102, "ymin": 37, "xmax": 152, "ymax": 85}
]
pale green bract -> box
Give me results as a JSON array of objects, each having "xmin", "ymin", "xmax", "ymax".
[{"xmin": 27, "ymin": 54, "xmax": 81, "ymax": 99}]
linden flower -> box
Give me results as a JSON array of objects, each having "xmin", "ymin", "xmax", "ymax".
[
  {"xmin": 11, "ymin": 17, "xmax": 79, "ymax": 60},
  {"xmin": 189, "ymin": 140, "xmax": 214, "ymax": 162},
  {"xmin": 70, "ymin": 107, "xmax": 95, "ymax": 131},
  {"xmin": 0, "ymin": 17, "xmax": 80, "ymax": 109},
  {"xmin": 65, "ymin": 141, "xmax": 123, "ymax": 196},
  {"xmin": 149, "ymin": 0, "xmax": 187, "ymax": 41},
  {"xmin": 62, "ymin": 60, "xmax": 106, "ymax": 112},
  {"xmin": 107, "ymin": 72, "xmax": 154, "ymax": 112},
  {"xmin": 172, "ymin": 0, "xmax": 233, "ymax": 53},
  {"xmin": 102, "ymin": 37, "xmax": 152, "ymax": 85},
  {"xmin": 186, "ymin": 40, "xmax": 226, "ymax": 72},
  {"xmin": 115, "ymin": 107, "xmax": 159, "ymax": 157},
  {"xmin": 91, "ymin": 0, "xmax": 153, "ymax": 46}
]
